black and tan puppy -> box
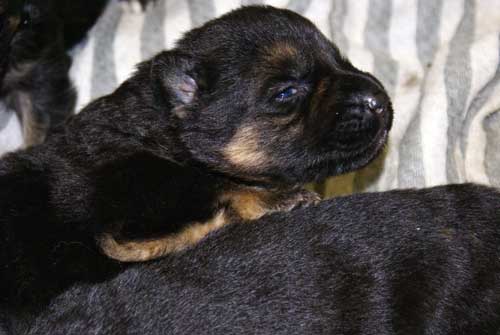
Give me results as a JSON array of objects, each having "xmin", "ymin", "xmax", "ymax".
[
  {"xmin": 12, "ymin": 184, "xmax": 500, "ymax": 335},
  {"xmin": 0, "ymin": 6, "xmax": 391, "ymax": 309},
  {"xmin": 0, "ymin": 0, "xmax": 76, "ymax": 148},
  {"xmin": 95, "ymin": 6, "xmax": 392, "ymax": 262}
]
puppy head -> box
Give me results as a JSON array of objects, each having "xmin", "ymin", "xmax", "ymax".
[
  {"xmin": 155, "ymin": 6, "xmax": 393, "ymax": 185},
  {"xmin": 0, "ymin": 0, "xmax": 60, "ymax": 75},
  {"xmin": 0, "ymin": 0, "xmax": 20, "ymax": 80}
]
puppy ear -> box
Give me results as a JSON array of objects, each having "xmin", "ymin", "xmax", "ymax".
[
  {"xmin": 167, "ymin": 73, "xmax": 198, "ymax": 105},
  {"xmin": 152, "ymin": 51, "xmax": 201, "ymax": 108}
]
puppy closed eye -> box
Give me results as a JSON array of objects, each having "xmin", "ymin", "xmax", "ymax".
[
  {"xmin": 20, "ymin": 4, "xmax": 42, "ymax": 28},
  {"xmin": 275, "ymin": 87, "xmax": 298, "ymax": 102},
  {"xmin": 20, "ymin": 12, "xmax": 30, "ymax": 27}
]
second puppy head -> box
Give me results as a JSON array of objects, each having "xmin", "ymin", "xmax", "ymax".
[
  {"xmin": 1, "ymin": 0, "xmax": 62, "ymax": 68},
  {"xmin": 153, "ymin": 6, "xmax": 393, "ymax": 185},
  {"xmin": 0, "ymin": 0, "xmax": 18, "ymax": 80}
]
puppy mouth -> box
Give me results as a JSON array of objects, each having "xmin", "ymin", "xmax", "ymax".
[
  {"xmin": 331, "ymin": 116, "xmax": 385, "ymax": 152},
  {"xmin": 333, "ymin": 124, "xmax": 380, "ymax": 150},
  {"xmin": 302, "ymin": 126, "xmax": 389, "ymax": 183},
  {"xmin": 341, "ymin": 126, "xmax": 388, "ymax": 164},
  {"xmin": 364, "ymin": 128, "xmax": 389, "ymax": 157}
]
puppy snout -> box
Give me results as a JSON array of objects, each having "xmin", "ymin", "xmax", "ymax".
[{"xmin": 326, "ymin": 81, "xmax": 391, "ymax": 149}]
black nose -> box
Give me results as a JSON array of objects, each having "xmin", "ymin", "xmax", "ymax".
[
  {"xmin": 363, "ymin": 91, "xmax": 389, "ymax": 115},
  {"xmin": 331, "ymin": 87, "xmax": 391, "ymax": 136}
]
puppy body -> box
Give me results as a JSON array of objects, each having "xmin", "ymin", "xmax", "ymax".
[
  {"xmin": 0, "ymin": 6, "xmax": 392, "ymax": 312},
  {"xmin": 5, "ymin": 184, "xmax": 500, "ymax": 334}
]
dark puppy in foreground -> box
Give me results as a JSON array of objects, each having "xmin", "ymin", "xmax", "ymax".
[
  {"xmin": 0, "ymin": 0, "xmax": 76, "ymax": 147},
  {"xmin": 9, "ymin": 184, "xmax": 500, "ymax": 335},
  {"xmin": 1, "ymin": 4, "xmax": 392, "ymax": 309}
]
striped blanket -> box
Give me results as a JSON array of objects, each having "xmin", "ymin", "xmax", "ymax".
[{"xmin": 1, "ymin": 0, "xmax": 499, "ymax": 197}]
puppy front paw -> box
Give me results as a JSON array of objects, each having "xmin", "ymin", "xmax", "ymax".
[
  {"xmin": 225, "ymin": 187, "xmax": 321, "ymax": 221},
  {"xmin": 271, "ymin": 188, "xmax": 321, "ymax": 213}
]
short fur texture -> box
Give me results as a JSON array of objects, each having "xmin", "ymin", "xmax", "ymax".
[
  {"xmin": 5, "ymin": 184, "xmax": 500, "ymax": 334},
  {"xmin": 96, "ymin": 6, "xmax": 392, "ymax": 262},
  {"xmin": 0, "ymin": 5, "xmax": 392, "ymax": 315},
  {"xmin": 0, "ymin": 0, "xmax": 76, "ymax": 147}
]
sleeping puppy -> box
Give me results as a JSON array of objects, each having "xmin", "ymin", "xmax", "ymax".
[
  {"xmin": 0, "ymin": 0, "xmax": 75, "ymax": 150},
  {"xmin": 9, "ymin": 184, "xmax": 500, "ymax": 335},
  {"xmin": 0, "ymin": 5, "xmax": 391, "ymax": 309},
  {"xmin": 96, "ymin": 6, "xmax": 392, "ymax": 262}
]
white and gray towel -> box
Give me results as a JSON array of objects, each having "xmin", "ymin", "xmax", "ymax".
[{"xmin": 2, "ymin": 0, "xmax": 499, "ymax": 196}]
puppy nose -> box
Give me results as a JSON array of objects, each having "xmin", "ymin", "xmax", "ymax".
[{"xmin": 363, "ymin": 92, "xmax": 388, "ymax": 115}]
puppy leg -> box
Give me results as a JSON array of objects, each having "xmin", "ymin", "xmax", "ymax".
[
  {"xmin": 9, "ymin": 51, "xmax": 75, "ymax": 147},
  {"xmin": 14, "ymin": 92, "xmax": 49, "ymax": 147},
  {"xmin": 99, "ymin": 188, "xmax": 319, "ymax": 263},
  {"xmin": 98, "ymin": 210, "xmax": 229, "ymax": 262},
  {"xmin": 265, "ymin": 188, "xmax": 321, "ymax": 213},
  {"xmin": 226, "ymin": 187, "xmax": 321, "ymax": 220}
]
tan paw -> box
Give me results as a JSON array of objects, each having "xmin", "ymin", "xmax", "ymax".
[{"xmin": 272, "ymin": 188, "xmax": 321, "ymax": 213}]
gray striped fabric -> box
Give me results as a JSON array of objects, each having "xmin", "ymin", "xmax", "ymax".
[{"xmin": 2, "ymin": 0, "xmax": 500, "ymax": 197}]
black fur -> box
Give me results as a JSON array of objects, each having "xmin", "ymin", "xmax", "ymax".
[
  {"xmin": 6, "ymin": 184, "xmax": 500, "ymax": 334},
  {"xmin": 52, "ymin": 0, "xmax": 107, "ymax": 50},
  {"xmin": 0, "ymin": 0, "xmax": 77, "ymax": 148},
  {"xmin": 0, "ymin": 5, "xmax": 392, "ymax": 320}
]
